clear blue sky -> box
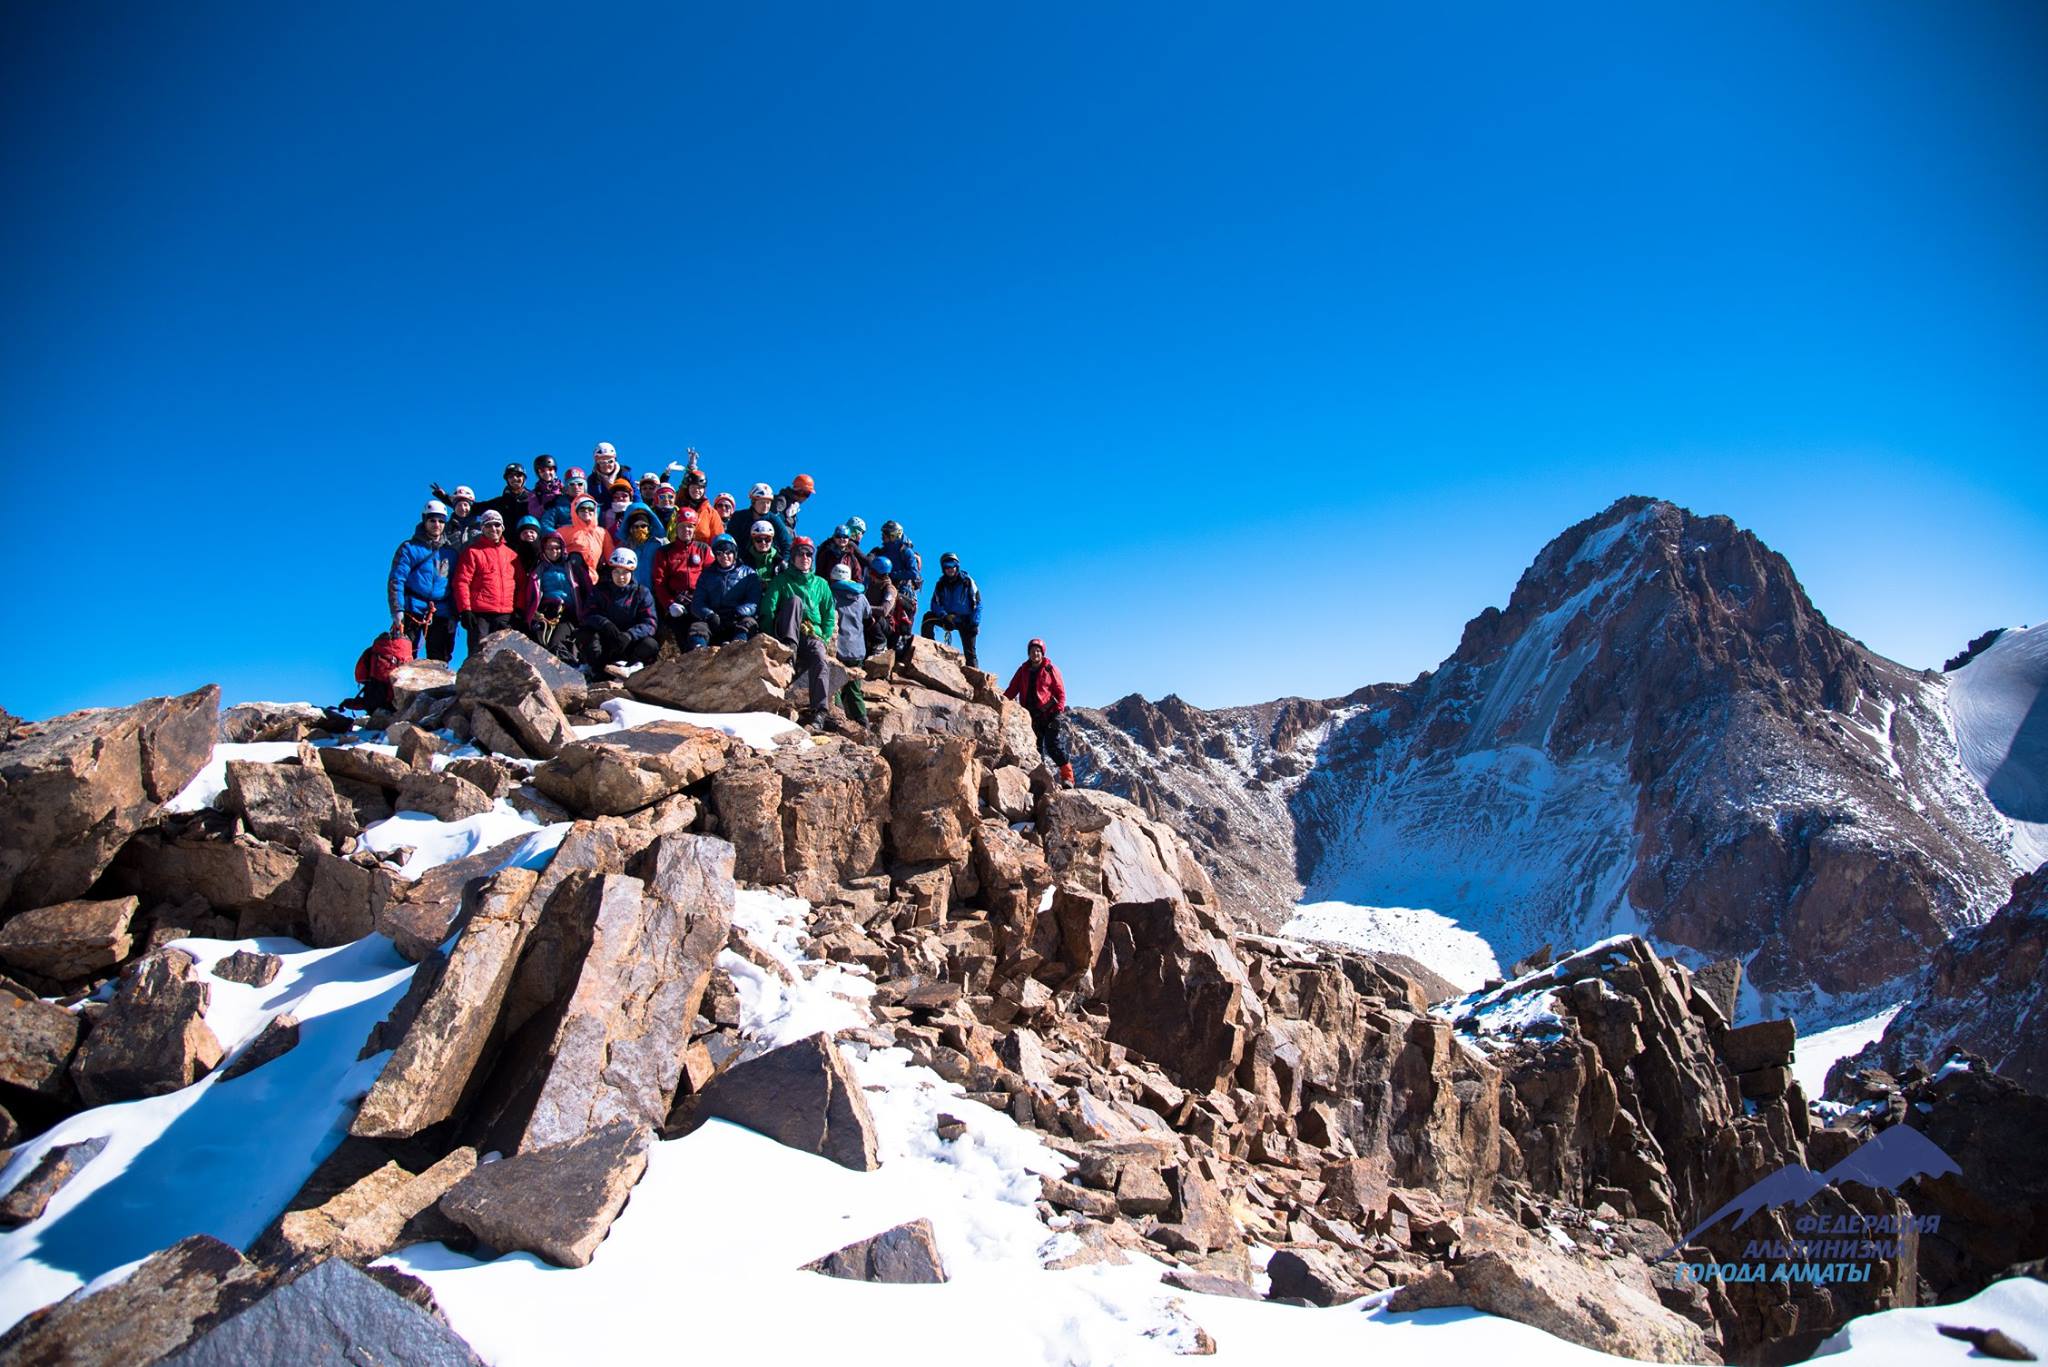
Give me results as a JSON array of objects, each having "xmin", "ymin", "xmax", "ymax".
[{"xmin": 4, "ymin": 2, "xmax": 2043, "ymax": 721}]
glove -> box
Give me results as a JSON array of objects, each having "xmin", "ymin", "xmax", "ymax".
[
  {"xmin": 390, "ymin": 613, "xmax": 405, "ymax": 634},
  {"xmin": 667, "ymin": 601, "xmax": 686, "ymax": 617},
  {"xmin": 460, "ymin": 612, "xmax": 478, "ymax": 633}
]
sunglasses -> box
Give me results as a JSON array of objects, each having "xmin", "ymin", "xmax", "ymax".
[{"xmin": 424, "ymin": 515, "xmax": 447, "ymax": 522}]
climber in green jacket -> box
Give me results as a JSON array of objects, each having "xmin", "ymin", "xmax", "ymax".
[{"xmin": 758, "ymin": 536, "xmax": 838, "ymax": 727}]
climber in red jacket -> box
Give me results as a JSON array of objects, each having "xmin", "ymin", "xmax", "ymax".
[
  {"xmin": 452, "ymin": 509, "xmax": 520, "ymax": 658},
  {"xmin": 1004, "ymin": 637, "xmax": 1073, "ymax": 786}
]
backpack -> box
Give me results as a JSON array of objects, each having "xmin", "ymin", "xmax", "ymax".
[{"xmin": 357, "ymin": 633, "xmax": 414, "ymax": 685}]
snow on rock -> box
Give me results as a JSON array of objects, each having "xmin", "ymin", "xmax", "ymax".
[
  {"xmin": 1791, "ymin": 1002, "xmax": 1903, "ymax": 1098},
  {"xmin": 0, "ymin": 935, "xmax": 418, "ymax": 1332},
  {"xmin": 356, "ymin": 798, "xmax": 568, "ymax": 880},
  {"xmin": 387, "ymin": 889, "xmax": 1647, "ymax": 1366},
  {"xmin": 573, "ymin": 698, "xmax": 807, "ymax": 752},
  {"xmin": 1280, "ymin": 901, "xmax": 1502, "ymax": 993},
  {"xmin": 1945, "ymin": 622, "xmax": 2048, "ymax": 868},
  {"xmin": 1812, "ymin": 1275, "xmax": 2048, "ymax": 1366}
]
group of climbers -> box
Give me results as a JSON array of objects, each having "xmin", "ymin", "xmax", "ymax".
[{"xmin": 370, "ymin": 441, "xmax": 1067, "ymax": 776}]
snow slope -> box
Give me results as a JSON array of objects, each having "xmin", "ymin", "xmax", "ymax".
[
  {"xmin": 1945, "ymin": 623, "xmax": 2048, "ymax": 868},
  {"xmin": 1280, "ymin": 901, "xmax": 1502, "ymax": 993},
  {"xmin": 1791, "ymin": 1003, "xmax": 1903, "ymax": 1098}
]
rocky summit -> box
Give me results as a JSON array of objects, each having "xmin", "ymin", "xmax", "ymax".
[
  {"xmin": 0, "ymin": 529, "xmax": 2041, "ymax": 1365},
  {"xmin": 1072, "ymin": 496, "xmax": 2037, "ymax": 1019}
]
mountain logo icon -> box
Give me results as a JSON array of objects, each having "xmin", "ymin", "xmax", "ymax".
[{"xmin": 1658, "ymin": 1125, "xmax": 1959, "ymax": 1260}]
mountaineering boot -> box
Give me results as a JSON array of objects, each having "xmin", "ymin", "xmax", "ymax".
[{"xmin": 1059, "ymin": 762, "xmax": 1074, "ymax": 788}]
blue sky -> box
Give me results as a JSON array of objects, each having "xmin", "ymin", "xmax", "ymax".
[{"xmin": 3, "ymin": 2, "xmax": 2043, "ymax": 721}]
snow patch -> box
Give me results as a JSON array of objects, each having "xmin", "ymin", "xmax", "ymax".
[
  {"xmin": 573, "ymin": 698, "xmax": 807, "ymax": 751},
  {"xmin": 1280, "ymin": 902, "xmax": 1501, "ymax": 994},
  {"xmin": 356, "ymin": 800, "xmax": 568, "ymax": 880},
  {"xmin": 1791, "ymin": 1003, "xmax": 1903, "ymax": 1096},
  {"xmin": 0, "ymin": 935, "xmax": 418, "ymax": 1332}
]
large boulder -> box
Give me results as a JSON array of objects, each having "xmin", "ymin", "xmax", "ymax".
[
  {"xmin": 457, "ymin": 643, "xmax": 579, "ymax": 759},
  {"xmin": 804, "ymin": 1218, "xmax": 948, "ymax": 1283},
  {"xmin": 893, "ymin": 636, "xmax": 974, "ymax": 701},
  {"xmin": 1095, "ymin": 899, "xmax": 1252, "ymax": 1093},
  {"xmin": 0, "ymin": 992, "xmax": 83, "ymax": 1094},
  {"xmin": 222, "ymin": 758, "xmax": 353, "ymax": 853},
  {"xmin": 396, "ymin": 771, "xmax": 494, "ymax": 822},
  {"xmin": 305, "ymin": 850, "xmax": 394, "ymax": 947},
  {"xmin": 216, "ymin": 701, "xmax": 328, "ymax": 744},
  {"xmin": 0, "ymin": 1234, "xmax": 269, "ymax": 1367},
  {"xmin": 69, "ymin": 948, "xmax": 224, "ymax": 1105},
  {"xmin": 883, "ymin": 735, "xmax": 981, "ymax": 867},
  {"xmin": 480, "ymin": 836, "xmax": 735, "ymax": 1153},
  {"xmin": 385, "ymin": 660, "xmax": 456, "ymax": 714},
  {"xmin": 1037, "ymin": 788, "xmax": 1218, "ymax": 911},
  {"xmin": 709, "ymin": 742, "xmax": 890, "ymax": 902},
  {"xmin": 682, "ymin": 1031, "xmax": 880, "ymax": 1171},
  {"xmin": 263, "ymin": 1148, "xmax": 478, "ymax": 1264},
  {"xmin": 0, "ymin": 686, "xmax": 219, "ymax": 912},
  {"xmin": 353, "ymin": 869, "xmax": 542, "ymax": 1138},
  {"xmin": 163, "ymin": 1256, "xmax": 483, "ymax": 1366},
  {"xmin": 0, "ymin": 1135, "xmax": 109, "ymax": 1226},
  {"xmin": 532, "ymin": 722, "xmax": 730, "ymax": 817},
  {"xmin": 1391, "ymin": 1211, "xmax": 1720, "ymax": 1363},
  {"xmin": 625, "ymin": 635, "xmax": 793, "ymax": 715},
  {"xmin": 459, "ymin": 629, "xmax": 589, "ymax": 712},
  {"xmin": 0, "ymin": 896, "xmax": 137, "ymax": 982},
  {"xmin": 437, "ymin": 1120, "xmax": 651, "ymax": 1268}
]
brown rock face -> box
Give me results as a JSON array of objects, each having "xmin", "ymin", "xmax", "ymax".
[
  {"xmin": 217, "ymin": 701, "xmax": 330, "ymax": 744},
  {"xmin": 215, "ymin": 1012, "xmax": 299, "ymax": 1081},
  {"xmin": 0, "ymin": 1234, "xmax": 269, "ymax": 1367},
  {"xmin": 267, "ymin": 1148, "xmax": 478, "ymax": 1264},
  {"xmin": 884, "ymin": 735, "xmax": 981, "ymax": 867},
  {"xmin": 0, "ymin": 993, "xmax": 83, "ymax": 1094},
  {"xmin": 710, "ymin": 742, "xmax": 890, "ymax": 902},
  {"xmin": 437, "ymin": 1120, "xmax": 651, "ymax": 1268},
  {"xmin": 893, "ymin": 636, "xmax": 974, "ymax": 701},
  {"xmin": 482, "ymin": 837, "xmax": 735, "ymax": 1153},
  {"xmin": 533, "ymin": 721, "xmax": 730, "ymax": 817},
  {"xmin": 1096, "ymin": 899, "xmax": 1250, "ymax": 1093},
  {"xmin": 626, "ymin": 635, "xmax": 794, "ymax": 714},
  {"xmin": 396, "ymin": 771, "xmax": 494, "ymax": 822},
  {"xmin": 1834, "ymin": 867, "xmax": 2048, "ymax": 1096},
  {"xmin": 69, "ymin": 948, "xmax": 224, "ymax": 1105},
  {"xmin": 460, "ymin": 635, "xmax": 589, "ymax": 717},
  {"xmin": 0, "ymin": 685, "xmax": 219, "ymax": 912},
  {"xmin": 804, "ymin": 1218, "xmax": 949, "ymax": 1283},
  {"xmin": 1391, "ymin": 1211, "xmax": 1721, "ymax": 1363},
  {"xmin": 0, "ymin": 1135, "xmax": 108, "ymax": 1227},
  {"xmin": 682, "ymin": 1032, "xmax": 881, "ymax": 1171},
  {"xmin": 0, "ymin": 897, "xmax": 137, "ymax": 982},
  {"xmin": 223, "ymin": 758, "xmax": 354, "ymax": 853},
  {"xmin": 354, "ymin": 869, "xmax": 542, "ymax": 1139}
]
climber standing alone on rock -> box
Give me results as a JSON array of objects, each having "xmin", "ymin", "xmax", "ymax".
[{"xmin": 1005, "ymin": 637, "xmax": 1073, "ymax": 786}]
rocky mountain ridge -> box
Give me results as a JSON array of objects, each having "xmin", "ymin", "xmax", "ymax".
[
  {"xmin": 1071, "ymin": 496, "xmax": 2037, "ymax": 1023},
  {"xmin": 0, "ymin": 633, "xmax": 2040, "ymax": 1362}
]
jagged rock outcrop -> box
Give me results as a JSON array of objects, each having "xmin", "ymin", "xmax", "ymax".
[
  {"xmin": 1833, "ymin": 865, "xmax": 2048, "ymax": 1095},
  {"xmin": 0, "ymin": 686, "xmax": 218, "ymax": 913}
]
